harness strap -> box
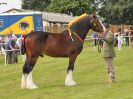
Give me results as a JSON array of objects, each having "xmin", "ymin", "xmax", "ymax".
[
  {"xmin": 68, "ymin": 28, "xmax": 74, "ymax": 41},
  {"xmin": 72, "ymin": 32, "xmax": 84, "ymax": 43},
  {"xmin": 68, "ymin": 28, "xmax": 84, "ymax": 43}
]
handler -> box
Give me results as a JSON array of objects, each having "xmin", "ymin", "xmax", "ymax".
[{"xmin": 100, "ymin": 23, "xmax": 116, "ymax": 83}]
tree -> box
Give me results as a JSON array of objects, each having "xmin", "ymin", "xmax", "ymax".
[
  {"xmin": 99, "ymin": 0, "xmax": 133, "ymax": 25},
  {"xmin": 22, "ymin": 0, "xmax": 98, "ymax": 16},
  {"xmin": 22, "ymin": 0, "xmax": 50, "ymax": 11},
  {"xmin": 46, "ymin": 0, "xmax": 95, "ymax": 16}
]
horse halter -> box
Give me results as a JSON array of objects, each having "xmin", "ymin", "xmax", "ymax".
[{"xmin": 68, "ymin": 28, "xmax": 84, "ymax": 43}]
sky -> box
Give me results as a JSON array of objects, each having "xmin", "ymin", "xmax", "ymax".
[{"xmin": 0, "ymin": 0, "xmax": 22, "ymax": 13}]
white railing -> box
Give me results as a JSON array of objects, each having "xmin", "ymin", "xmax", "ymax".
[
  {"xmin": 85, "ymin": 35, "xmax": 133, "ymax": 52},
  {"xmin": 85, "ymin": 35, "xmax": 133, "ymax": 41},
  {"xmin": 0, "ymin": 43, "xmax": 22, "ymax": 66},
  {"xmin": 2, "ymin": 49, "xmax": 20, "ymax": 66}
]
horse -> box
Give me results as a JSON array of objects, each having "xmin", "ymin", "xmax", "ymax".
[{"xmin": 21, "ymin": 13, "xmax": 106, "ymax": 89}]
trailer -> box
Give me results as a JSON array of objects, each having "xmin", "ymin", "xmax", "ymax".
[{"xmin": 0, "ymin": 12, "xmax": 43, "ymax": 36}]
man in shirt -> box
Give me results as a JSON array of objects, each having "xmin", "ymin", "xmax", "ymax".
[{"xmin": 6, "ymin": 34, "xmax": 17, "ymax": 64}]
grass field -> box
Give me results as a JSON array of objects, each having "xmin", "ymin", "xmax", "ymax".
[{"xmin": 0, "ymin": 42, "xmax": 133, "ymax": 99}]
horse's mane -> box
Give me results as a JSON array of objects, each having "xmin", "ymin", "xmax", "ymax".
[
  {"xmin": 68, "ymin": 13, "xmax": 89, "ymax": 28},
  {"xmin": 67, "ymin": 13, "xmax": 90, "ymax": 38}
]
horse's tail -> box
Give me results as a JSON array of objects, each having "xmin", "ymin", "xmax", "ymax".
[{"xmin": 21, "ymin": 34, "xmax": 27, "ymax": 55}]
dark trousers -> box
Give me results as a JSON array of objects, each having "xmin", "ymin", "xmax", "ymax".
[{"xmin": 6, "ymin": 51, "xmax": 18, "ymax": 64}]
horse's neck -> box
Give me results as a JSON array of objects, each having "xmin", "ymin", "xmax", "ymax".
[
  {"xmin": 70, "ymin": 16, "xmax": 91, "ymax": 42},
  {"xmin": 75, "ymin": 27, "xmax": 90, "ymax": 41}
]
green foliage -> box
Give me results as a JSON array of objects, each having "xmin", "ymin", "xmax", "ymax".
[
  {"xmin": 99, "ymin": 0, "xmax": 133, "ymax": 24},
  {"xmin": 22, "ymin": 0, "xmax": 50, "ymax": 11},
  {"xmin": 22, "ymin": 0, "xmax": 95, "ymax": 16},
  {"xmin": 46, "ymin": 0, "xmax": 94, "ymax": 16},
  {"xmin": 22, "ymin": 0, "xmax": 133, "ymax": 24}
]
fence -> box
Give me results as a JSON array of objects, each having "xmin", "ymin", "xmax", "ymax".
[
  {"xmin": 0, "ymin": 43, "xmax": 22, "ymax": 66},
  {"xmin": 44, "ymin": 25, "xmax": 132, "ymax": 35},
  {"xmin": 85, "ymin": 35, "xmax": 133, "ymax": 48}
]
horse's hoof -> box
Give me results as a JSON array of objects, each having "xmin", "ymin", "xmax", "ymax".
[
  {"xmin": 21, "ymin": 85, "xmax": 27, "ymax": 89},
  {"xmin": 65, "ymin": 81, "xmax": 77, "ymax": 86},
  {"xmin": 106, "ymin": 79, "xmax": 116, "ymax": 83},
  {"xmin": 21, "ymin": 83, "xmax": 27, "ymax": 89},
  {"xmin": 27, "ymin": 84, "xmax": 38, "ymax": 89}
]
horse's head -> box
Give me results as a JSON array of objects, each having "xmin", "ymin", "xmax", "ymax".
[{"xmin": 90, "ymin": 12, "xmax": 106, "ymax": 33}]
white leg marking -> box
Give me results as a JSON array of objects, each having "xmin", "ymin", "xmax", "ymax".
[
  {"xmin": 27, "ymin": 72, "xmax": 38, "ymax": 89},
  {"xmin": 21, "ymin": 74, "xmax": 27, "ymax": 89},
  {"xmin": 65, "ymin": 70, "xmax": 77, "ymax": 86}
]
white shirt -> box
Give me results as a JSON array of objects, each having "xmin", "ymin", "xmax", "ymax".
[{"xmin": 16, "ymin": 37, "xmax": 22, "ymax": 48}]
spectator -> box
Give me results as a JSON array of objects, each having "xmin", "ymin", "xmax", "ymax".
[
  {"xmin": 92, "ymin": 32, "xmax": 97, "ymax": 46},
  {"xmin": 15, "ymin": 35, "xmax": 23, "ymax": 62},
  {"xmin": 117, "ymin": 28, "xmax": 122, "ymax": 50},
  {"xmin": 5, "ymin": 35, "xmax": 10, "ymax": 43},
  {"xmin": 114, "ymin": 32, "xmax": 118, "ymax": 47},
  {"xmin": 129, "ymin": 25, "xmax": 133, "ymax": 48},
  {"xmin": 124, "ymin": 29, "xmax": 129, "ymax": 47},
  {"xmin": 9, "ymin": 31, "xmax": 13, "ymax": 39},
  {"xmin": 16, "ymin": 35, "xmax": 22, "ymax": 50},
  {"xmin": 6, "ymin": 34, "xmax": 17, "ymax": 64}
]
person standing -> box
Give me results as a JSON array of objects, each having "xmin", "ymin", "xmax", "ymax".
[
  {"xmin": 100, "ymin": 23, "xmax": 116, "ymax": 83},
  {"xmin": 16, "ymin": 35, "xmax": 23, "ymax": 63},
  {"xmin": 117, "ymin": 28, "xmax": 122, "ymax": 50},
  {"xmin": 92, "ymin": 32, "xmax": 97, "ymax": 46},
  {"xmin": 9, "ymin": 31, "xmax": 13, "ymax": 39},
  {"xmin": 129, "ymin": 25, "xmax": 133, "ymax": 48},
  {"xmin": 124, "ymin": 29, "xmax": 129, "ymax": 47},
  {"xmin": 16, "ymin": 35, "xmax": 22, "ymax": 50},
  {"xmin": 6, "ymin": 34, "xmax": 17, "ymax": 64}
]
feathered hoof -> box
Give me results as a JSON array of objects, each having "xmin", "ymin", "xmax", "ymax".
[
  {"xmin": 27, "ymin": 83, "xmax": 38, "ymax": 89},
  {"xmin": 65, "ymin": 81, "xmax": 77, "ymax": 86}
]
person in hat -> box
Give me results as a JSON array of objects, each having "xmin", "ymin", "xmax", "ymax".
[{"xmin": 100, "ymin": 23, "xmax": 116, "ymax": 83}]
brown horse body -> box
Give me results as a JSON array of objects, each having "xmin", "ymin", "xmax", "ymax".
[
  {"xmin": 25, "ymin": 30, "xmax": 82, "ymax": 58},
  {"xmin": 21, "ymin": 13, "xmax": 106, "ymax": 89}
]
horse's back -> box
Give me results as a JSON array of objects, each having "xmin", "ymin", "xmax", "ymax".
[
  {"xmin": 25, "ymin": 31, "xmax": 72, "ymax": 57},
  {"xmin": 26, "ymin": 31, "xmax": 48, "ymax": 40}
]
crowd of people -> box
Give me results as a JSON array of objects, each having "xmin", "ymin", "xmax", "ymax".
[
  {"xmin": 92, "ymin": 25, "xmax": 133, "ymax": 83},
  {"xmin": 0, "ymin": 32, "xmax": 23, "ymax": 64},
  {"xmin": 92, "ymin": 25, "xmax": 133, "ymax": 51}
]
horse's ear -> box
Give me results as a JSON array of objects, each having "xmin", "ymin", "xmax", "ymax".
[{"xmin": 92, "ymin": 11, "xmax": 97, "ymax": 18}]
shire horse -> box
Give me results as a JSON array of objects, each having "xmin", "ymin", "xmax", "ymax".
[{"xmin": 21, "ymin": 13, "xmax": 106, "ymax": 89}]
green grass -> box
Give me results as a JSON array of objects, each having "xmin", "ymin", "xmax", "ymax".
[{"xmin": 0, "ymin": 42, "xmax": 133, "ymax": 99}]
